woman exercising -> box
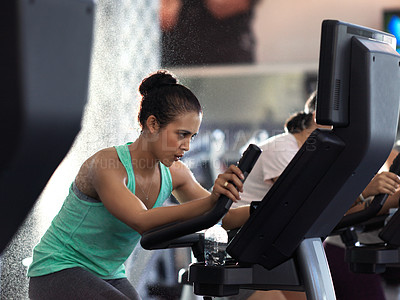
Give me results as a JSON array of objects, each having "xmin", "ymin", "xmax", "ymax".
[{"xmin": 27, "ymin": 70, "xmax": 249, "ymax": 299}]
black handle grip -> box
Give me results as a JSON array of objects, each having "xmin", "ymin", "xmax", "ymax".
[
  {"xmin": 334, "ymin": 151, "xmax": 400, "ymax": 231},
  {"xmin": 140, "ymin": 144, "xmax": 262, "ymax": 250}
]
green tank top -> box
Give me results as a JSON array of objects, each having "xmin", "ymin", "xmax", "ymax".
[{"xmin": 27, "ymin": 143, "xmax": 172, "ymax": 279}]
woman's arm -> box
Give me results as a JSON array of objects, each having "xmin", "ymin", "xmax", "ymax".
[
  {"xmin": 92, "ymin": 158, "xmax": 213, "ymax": 234},
  {"xmin": 93, "ymin": 169, "xmax": 215, "ymax": 234},
  {"xmin": 171, "ymin": 161, "xmax": 248, "ymax": 229},
  {"xmin": 91, "ymin": 153, "xmax": 244, "ymax": 234},
  {"xmin": 346, "ymin": 172, "xmax": 400, "ymax": 215},
  {"xmin": 170, "ymin": 161, "xmax": 244, "ymax": 204},
  {"xmin": 361, "ymin": 171, "xmax": 400, "ymax": 199},
  {"xmin": 222, "ymin": 206, "xmax": 250, "ymax": 230},
  {"xmin": 169, "ymin": 161, "xmax": 210, "ymax": 203}
]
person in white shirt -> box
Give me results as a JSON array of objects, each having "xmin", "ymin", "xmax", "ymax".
[{"xmin": 233, "ymin": 91, "xmax": 320, "ymax": 209}]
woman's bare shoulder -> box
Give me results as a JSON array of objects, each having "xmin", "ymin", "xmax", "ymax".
[
  {"xmin": 169, "ymin": 160, "xmax": 196, "ymax": 189},
  {"xmin": 75, "ymin": 147, "xmax": 123, "ymax": 197},
  {"xmin": 79, "ymin": 147, "xmax": 120, "ymax": 173},
  {"xmin": 169, "ymin": 160, "xmax": 192, "ymax": 175}
]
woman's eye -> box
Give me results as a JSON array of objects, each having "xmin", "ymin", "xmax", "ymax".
[{"xmin": 178, "ymin": 131, "xmax": 197, "ymax": 140}]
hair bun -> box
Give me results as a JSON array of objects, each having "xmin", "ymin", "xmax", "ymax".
[{"xmin": 139, "ymin": 70, "xmax": 178, "ymax": 96}]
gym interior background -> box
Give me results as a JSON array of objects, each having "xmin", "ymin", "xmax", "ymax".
[{"xmin": 1, "ymin": 0, "xmax": 400, "ymax": 299}]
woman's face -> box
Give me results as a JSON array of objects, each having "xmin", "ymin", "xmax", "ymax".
[{"xmin": 153, "ymin": 111, "xmax": 202, "ymax": 167}]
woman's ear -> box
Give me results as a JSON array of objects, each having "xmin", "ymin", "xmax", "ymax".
[{"xmin": 146, "ymin": 115, "xmax": 160, "ymax": 133}]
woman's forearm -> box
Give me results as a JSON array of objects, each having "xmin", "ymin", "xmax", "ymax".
[
  {"xmin": 222, "ymin": 206, "xmax": 250, "ymax": 230},
  {"xmin": 134, "ymin": 196, "xmax": 215, "ymax": 234}
]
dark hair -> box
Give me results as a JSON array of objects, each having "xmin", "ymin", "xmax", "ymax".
[
  {"xmin": 284, "ymin": 91, "xmax": 317, "ymax": 134},
  {"xmin": 138, "ymin": 70, "xmax": 202, "ymax": 129}
]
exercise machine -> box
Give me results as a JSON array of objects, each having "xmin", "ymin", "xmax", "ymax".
[
  {"xmin": 341, "ymin": 152, "xmax": 400, "ymax": 274},
  {"xmin": 140, "ymin": 20, "xmax": 400, "ymax": 299}
]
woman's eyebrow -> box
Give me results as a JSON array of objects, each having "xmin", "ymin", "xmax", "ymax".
[{"xmin": 179, "ymin": 129, "xmax": 195, "ymax": 135}]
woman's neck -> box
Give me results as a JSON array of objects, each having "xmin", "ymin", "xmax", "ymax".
[{"xmin": 129, "ymin": 136, "xmax": 159, "ymax": 175}]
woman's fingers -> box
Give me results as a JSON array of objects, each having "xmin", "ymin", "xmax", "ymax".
[
  {"xmin": 377, "ymin": 173, "xmax": 400, "ymax": 193},
  {"xmin": 364, "ymin": 172, "xmax": 400, "ymax": 197},
  {"xmin": 222, "ymin": 166, "xmax": 244, "ymax": 191},
  {"xmin": 227, "ymin": 164, "xmax": 245, "ymax": 180},
  {"xmin": 215, "ymin": 176, "xmax": 241, "ymax": 201},
  {"xmin": 213, "ymin": 165, "xmax": 245, "ymax": 202}
]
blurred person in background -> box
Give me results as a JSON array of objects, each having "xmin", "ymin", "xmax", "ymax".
[{"xmin": 160, "ymin": 0, "xmax": 260, "ymax": 66}]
